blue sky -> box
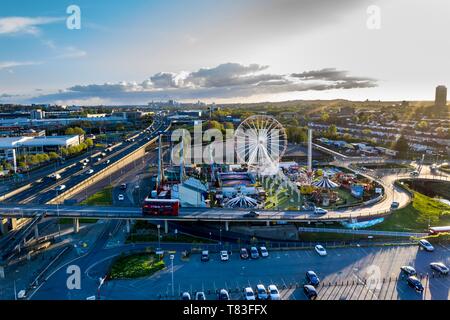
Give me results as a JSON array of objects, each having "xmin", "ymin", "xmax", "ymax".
[{"xmin": 1, "ymin": 0, "xmax": 449, "ymax": 105}]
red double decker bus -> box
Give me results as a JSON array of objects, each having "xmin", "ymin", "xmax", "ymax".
[{"xmin": 142, "ymin": 198, "xmax": 180, "ymax": 216}]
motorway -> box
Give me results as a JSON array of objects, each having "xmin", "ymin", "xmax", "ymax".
[
  {"xmin": 2, "ymin": 114, "xmax": 169, "ymax": 205},
  {"xmin": 30, "ymin": 242, "xmax": 450, "ymax": 300}
]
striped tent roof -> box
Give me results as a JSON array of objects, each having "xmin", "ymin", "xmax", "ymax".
[{"xmin": 312, "ymin": 176, "xmax": 339, "ymax": 189}]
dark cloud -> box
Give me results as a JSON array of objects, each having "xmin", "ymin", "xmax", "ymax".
[{"xmin": 27, "ymin": 63, "xmax": 377, "ymax": 104}]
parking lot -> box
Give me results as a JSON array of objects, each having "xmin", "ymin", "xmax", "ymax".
[{"xmin": 98, "ymin": 243, "xmax": 450, "ymax": 300}]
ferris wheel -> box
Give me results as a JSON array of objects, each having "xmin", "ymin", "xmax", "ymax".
[{"xmin": 234, "ymin": 115, "xmax": 287, "ymax": 175}]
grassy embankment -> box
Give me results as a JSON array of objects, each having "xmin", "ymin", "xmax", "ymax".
[
  {"xmin": 59, "ymin": 185, "xmax": 113, "ymax": 224},
  {"xmin": 109, "ymin": 252, "xmax": 165, "ymax": 279}
]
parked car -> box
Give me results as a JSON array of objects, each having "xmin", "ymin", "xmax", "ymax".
[
  {"xmin": 303, "ymin": 285, "xmax": 318, "ymax": 300},
  {"xmin": 400, "ymin": 266, "xmax": 417, "ymax": 277},
  {"xmin": 218, "ymin": 289, "xmax": 230, "ymax": 300},
  {"xmin": 418, "ymin": 239, "xmax": 434, "ymax": 252},
  {"xmin": 118, "ymin": 194, "xmax": 124, "ymax": 201},
  {"xmin": 250, "ymin": 247, "xmax": 259, "ymax": 259},
  {"xmin": 55, "ymin": 185, "xmax": 66, "ymax": 192},
  {"xmin": 407, "ymin": 276, "xmax": 424, "ymax": 292},
  {"xmin": 240, "ymin": 248, "xmax": 249, "ymax": 259},
  {"xmin": 315, "ymin": 244, "xmax": 327, "ymax": 256},
  {"xmin": 314, "ymin": 207, "xmax": 328, "ymax": 215},
  {"xmin": 195, "ymin": 292, "xmax": 206, "ymax": 300},
  {"xmin": 268, "ymin": 285, "xmax": 280, "ymax": 300},
  {"xmin": 259, "ymin": 246, "xmax": 269, "ymax": 258},
  {"xmin": 410, "ymin": 171, "xmax": 420, "ymax": 176},
  {"xmin": 181, "ymin": 292, "xmax": 191, "ymax": 300},
  {"xmin": 220, "ymin": 250, "xmax": 229, "ymax": 261},
  {"xmin": 201, "ymin": 250, "xmax": 209, "ymax": 262},
  {"xmin": 243, "ymin": 211, "xmax": 259, "ymax": 218},
  {"xmin": 390, "ymin": 201, "xmax": 400, "ymax": 209},
  {"xmin": 430, "ymin": 262, "xmax": 449, "ymax": 275},
  {"xmin": 244, "ymin": 287, "xmax": 256, "ymax": 301},
  {"xmin": 256, "ymin": 284, "xmax": 268, "ymax": 300},
  {"xmin": 306, "ymin": 271, "xmax": 320, "ymax": 286}
]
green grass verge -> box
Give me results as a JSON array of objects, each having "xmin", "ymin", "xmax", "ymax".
[
  {"xmin": 371, "ymin": 191, "xmax": 450, "ymax": 232},
  {"xmin": 109, "ymin": 253, "xmax": 165, "ymax": 279},
  {"xmin": 80, "ymin": 185, "xmax": 113, "ymax": 206}
]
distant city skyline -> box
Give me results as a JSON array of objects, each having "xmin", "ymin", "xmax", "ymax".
[{"xmin": 1, "ymin": 0, "xmax": 450, "ymax": 105}]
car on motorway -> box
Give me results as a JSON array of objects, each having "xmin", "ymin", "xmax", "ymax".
[
  {"xmin": 120, "ymin": 183, "xmax": 127, "ymax": 190},
  {"xmin": 106, "ymin": 160, "xmax": 111, "ymax": 164},
  {"xmin": 430, "ymin": 262, "xmax": 449, "ymax": 275},
  {"xmin": 195, "ymin": 292, "xmax": 206, "ymax": 300},
  {"xmin": 314, "ymin": 207, "xmax": 328, "ymax": 215},
  {"xmin": 55, "ymin": 185, "xmax": 66, "ymax": 191},
  {"xmin": 315, "ymin": 244, "xmax": 327, "ymax": 256},
  {"xmin": 305, "ymin": 271, "xmax": 320, "ymax": 286},
  {"xmin": 118, "ymin": 194, "xmax": 125, "ymax": 201},
  {"xmin": 243, "ymin": 211, "xmax": 259, "ymax": 218},
  {"xmin": 259, "ymin": 246, "xmax": 269, "ymax": 257},
  {"xmin": 410, "ymin": 170, "xmax": 420, "ymax": 176},
  {"xmin": 86, "ymin": 169, "xmax": 94, "ymax": 175},
  {"xmin": 400, "ymin": 266, "xmax": 417, "ymax": 277},
  {"xmin": 240, "ymin": 248, "xmax": 249, "ymax": 259},
  {"xmin": 218, "ymin": 289, "xmax": 230, "ymax": 300},
  {"xmin": 220, "ymin": 250, "xmax": 229, "ymax": 261},
  {"xmin": 256, "ymin": 284, "xmax": 268, "ymax": 300},
  {"xmin": 49, "ymin": 173, "xmax": 61, "ymax": 180},
  {"xmin": 407, "ymin": 276, "xmax": 424, "ymax": 292},
  {"xmin": 303, "ymin": 285, "xmax": 318, "ymax": 300},
  {"xmin": 418, "ymin": 239, "xmax": 434, "ymax": 252},
  {"xmin": 181, "ymin": 292, "xmax": 191, "ymax": 300},
  {"xmin": 201, "ymin": 250, "xmax": 209, "ymax": 262},
  {"xmin": 390, "ymin": 201, "xmax": 400, "ymax": 209},
  {"xmin": 244, "ymin": 287, "xmax": 256, "ymax": 300},
  {"xmin": 268, "ymin": 285, "xmax": 280, "ymax": 300},
  {"xmin": 250, "ymin": 247, "xmax": 259, "ymax": 259}
]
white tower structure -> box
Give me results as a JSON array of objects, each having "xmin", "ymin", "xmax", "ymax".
[{"xmin": 307, "ymin": 128, "xmax": 313, "ymax": 173}]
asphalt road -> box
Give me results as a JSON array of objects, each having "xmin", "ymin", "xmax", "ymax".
[
  {"xmin": 29, "ymin": 243, "xmax": 450, "ymax": 300},
  {"xmin": 3, "ymin": 116, "xmax": 168, "ymax": 205}
]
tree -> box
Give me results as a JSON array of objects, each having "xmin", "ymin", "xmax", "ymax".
[
  {"xmin": 327, "ymin": 124, "xmax": 338, "ymax": 138},
  {"xmin": 393, "ymin": 135, "xmax": 409, "ymax": 158},
  {"xmin": 85, "ymin": 138, "xmax": 94, "ymax": 148},
  {"xmin": 320, "ymin": 112, "xmax": 330, "ymax": 122},
  {"xmin": 48, "ymin": 152, "xmax": 59, "ymax": 160},
  {"xmin": 65, "ymin": 127, "xmax": 75, "ymax": 135},
  {"xmin": 416, "ymin": 121, "xmax": 428, "ymax": 130},
  {"xmin": 73, "ymin": 127, "xmax": 86, "ymax": 136}
]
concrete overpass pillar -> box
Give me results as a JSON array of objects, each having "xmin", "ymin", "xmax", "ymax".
[
  {"xmin": 0, "ymin": 218, "xmax": 8, "ymax": 235},
  {"xmin": 225, "ymin": 221, "xmax": 229, "ymax": 232},
  {"xmin": 126, "ymin": 220, "xmax": 131, "ymax": 233},
  {"xmin": 73, "ymin": 218, "xmax": 80, "ymax": 234},
  {"xmin": 34, "ymin": 225, "xmax": 39, "ymax": 239},
  {"xmin": 164, "ymin": 220, "xmax": 168, "ymax": 234}
]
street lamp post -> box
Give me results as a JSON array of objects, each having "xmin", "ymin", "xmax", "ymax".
[
  {"xmin": 170, "ymin": 254, "xmax": 174, "ymax": 297},
  {"xmin": 157, "ymin": 224, "xmax": 161, "ymax": 249}
]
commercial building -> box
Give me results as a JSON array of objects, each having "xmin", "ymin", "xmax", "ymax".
[
  {"xmin": 0, "ymin": 135, "xmax": 81, "ymax": 161},
  {"xmin": 435, "ymin": 85, "xmax": 447, "ymax": 107}
]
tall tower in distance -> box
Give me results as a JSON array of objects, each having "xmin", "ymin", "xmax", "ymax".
[{"xmin": 435, "ymin": 85, "xmax": 447, "ymax": 107}]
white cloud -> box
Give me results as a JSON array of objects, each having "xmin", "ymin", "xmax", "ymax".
[
  {"xmin": 0, "ymin": 16, "xmax": 63, "ymax": 35},
  {"xmin": 0, "ymin": 60, "xmax": 41, "ymax": 70},
  {"xmin": 26, "ymin": 62, "xmax": 377, "ymax": 105}
]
